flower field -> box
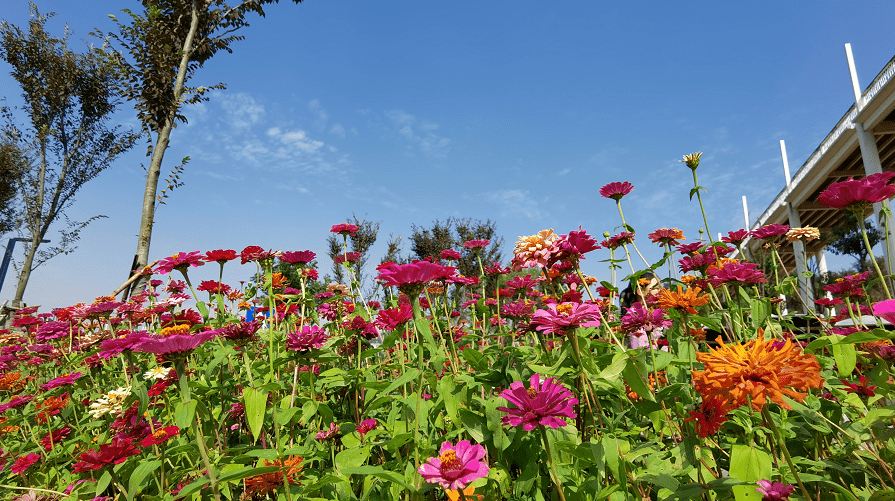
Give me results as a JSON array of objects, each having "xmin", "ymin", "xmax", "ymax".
[{"xmin": 2, "ymin": 155, "xmax": 895, "ymax": 501}]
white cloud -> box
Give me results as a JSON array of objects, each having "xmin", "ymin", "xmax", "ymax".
[
  {"xmin": 487, "ymin": 189, "xmax": 543, "ymax": 220},
  {"xmin": 217, "ymin": 92, "xmax": 265, "ymax": 128},
  {"xmin": 330, "ymin": 123, "xmax": 345, "ymax": 137},
  {"xmin": 385, "ymin": 109, "xmax": 450, "ymax": 157}
]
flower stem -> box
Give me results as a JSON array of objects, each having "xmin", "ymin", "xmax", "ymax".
[
  {"xmin": 538, "ymin": 424, "xmax": 568, "ymax": 501},
  {"xmin": 761, "ymin": 406, "xmax": 811, "ymax": 501},
  {"xmin": 858, "ymin": 216, "xmax": 892, "ymax": 299}
]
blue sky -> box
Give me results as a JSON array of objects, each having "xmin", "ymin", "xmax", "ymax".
[{"xmin": 2, "ymin": 0, "xmax": 894, "ymax": 309}]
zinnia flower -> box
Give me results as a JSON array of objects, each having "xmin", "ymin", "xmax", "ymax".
[
  {"xmin": 376, "ymin": 304, "xmax": 413, "ymax": 330},
  {"xmin": 356, "ymin": 418, "xmax": 377, "ymax": 435},
  {"xmin": 657, "ymin": 286, "xmax": 709, "ymax": 314},
  {"xmin": 817, "ymin": 171, "xmax": 895, "ymax": 211},
  {"xmin": 750, "ymin": 224, "xmax": 790, "ymax": 240},
  {"xmin": 722, "ymin": 229, "xmax": 750, "ymax": 246},
  {"xmin": 315, "ymin": 422, "xmax": 339, "ymax": 440},
  {"xmin": 548, "ymin": 227, "xmax": 601, "ymax": 265},
  {"xmin": 10, "ymin": 453, "xmax": 40, "ymax": 475},
  {"xmin": 88, "ymin": 387, "xmax": 132, "ymax": 419},
  {"xmin": 648, "ymin": 228, "xmax": 685, "ymax": 246},
  {"xmin": 72, "ymin": 439, "xmax": 141, "ymax": 472},
  {"xmin": 140, "ymin": 426, "xmax": 180, "ymax": 447},
  {"xmin": 285, "ymin": 325, "xmax": 328, "ymax": 352},
  {"xmin": 684, "ymin": 396, "xmax": 729, "ymax": 438},
  {"xmin": 331, "ymin": 223, "xmax": 359, "ymax": 236},
  {"xmin": 497, "ymin": 374, "xmax": 578, "ymax": 430},
  {"xmin": 244, "ymin": 455, "xmax": 304, "ymax": 497},
  {"xmin": 620, "ymin": 303, "xmax": 671, "ymax": 334},
  {"xmin": 41, "ymin": 372, "xmax": 83, "ymax": 391},
  {"xmin": 707, "ymin": 262, "xmax": 767, "ymax": 287},
  {"xmin": 530, "ymin": 302, "xmax": 602, "ymax": 334},
  {"xmin": 841, "ymin": 375, "xmax": 876, "ymax": 397},
  {"xmin": 463, "ymin": 239, "xmax": 490, "ymax": 249},
  {"xmin": 440, "ymin": 249, "xmax": 461, "ymax": 261},
  {"xmin": 872, "ymin": 299, "xmax": 895, "ymax": 324},
  {"xmin": 511, "ymin": 229, "xmax": 558, "ymax": 269},
  {"xmin": 692, "ymin": 335, "xmax": 823, "ymax": 411},
  {"xmin": 419, "ymin": 440, "xmax": 489, "ymax": 491},
  {"xmin": 377, "ymin": 261, "xmax": 455, "ymax": 296},
  {"xmin": 280, "ymin": 250, "xmax": 316, "ymax": 265},
  {"xmin": 785, "ymin": 227, "xmax": 820, "ymax": 242},
  {"xmin": 680, "ymin": 151, "xmax": 702, "ymax": 170},
  {"xmin": 42, "ymin": 425, "xmax": 72, "ymax": 451},
  {"xmin": 132, "ymin": 331, "xmax": 217, "ymax": 358},
  {"xmin": 599, "ymin": 181, "xmax": 634, "ymax": 201},
  {"xmin": 154, "ymin": 251, "xmax": 205, "ymax": 274},
  {"xmin": 333, "ymin": 252, "xmax": 362, "ymax": 264},
  {"xmin": 755, "ymin": 480, "xmax": 795, "ymax": 501},
  {"xmin": 204, "ymin": 249, "xmax": 237, "ymax": 264}
]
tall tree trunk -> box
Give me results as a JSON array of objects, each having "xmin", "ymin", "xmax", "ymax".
[
  {"xmin": 125, "ymin": 0, "xmax": 201, "ymax": 299},
  {"xmin": 13, "ymin": 138, "xmax": 49, "ymax": 304},
  {"xmin": 12, "ymin": 236, "xmax": 39, "ymax": 305}
]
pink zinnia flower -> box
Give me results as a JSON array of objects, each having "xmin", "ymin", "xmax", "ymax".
[
  {"xmin": 154, "ymin": 251, "xmax": 205, "ymax": 274},
  {"xmin": 10, "ymin": 453, "xmax": 40, "ymax": 475},
  {"xmin": 619, "ymin": 302, "xmax": 671, "ymax": 334},
  {"xmin": 418, "ymin": 440, "xmax": 489, "ymax": 491},
  {"xmin": 707, "ymin": 262, "xmax": 767, "ymax": 286},
  {"xmin": 41, "ymin": 372, "xmax": 83, "ymax": 391},
  {"xmin": 872, "ymin": 299, "xmax": 895, "ymax": 324},
  {"xmin": 42, "ymin": 425, "xmax": 73, "ymax": 451},
  {"xmin": 755, "ymin": 479, "xmax": 795, "ymax": 501},
  {"xmin": 497, "ymin": 374, "xmax": 578, "ymax": 430},
  {"xmin": 722, "ymin": 229, "xmax": 750, "ymax": 246},
  {"xmin": 548, "ymin": 227, "xmax": 601, "ymax": 265},
  {"xmin": 530, "ymin": 302, "xmax": 602, "ymax": 334},
  {"xmin": 132, "ymin": 331, "xmax": 217, "ymax": 357},
  {"xmin": 648, "ymin": 228, "xmax": 685, "ymax": 246},
  {"xmin": 331, "ymin": 223, "xmax": 359, "ymax": 236},
  {"xmin": 440, "ymin": 249, "xmax": 461, "ymax": 260},
  {"xmin": 280, "ymin": 250, "xmax": 316, "ymax": 265},
  {"xmin": 377, "ymin": 261, "xmax": 455, "ymax": 295},
  {"xmin": 817, "ymin": 171, "xmax": 895, "ymax": 211},
  {"xmin": 356, "ymin": 418, "xmax": 377, "ymax": 435},
  {"xmin": 285, "ymin": 325, "xmax": 328, "ymax": 352},
  {"xmin": 599, "ymin": 181, "xmax": 634, "ymax": 201},
  {"xmin": 823, "ymin": 271, "xmax": 871, "ymax": 298},
  {"xmin": 601, "ymin": 232, "xmax": 635, "ymax": 249},
  {"xmin": 463, "ymin": 239, "xmax": 490, "ymax": 249},
  {"xmin": 376, "ymin": 304, "xmax": 413, "ymax": 330},
  {"xmin": 333, "ymin": 252, "xmax": 362, "ymax": 264},
  {"xmin": 750, "ymin": 224, "xmax": 790, "ymax": 240},
  {"xmin": 315, "ymin": 422, "xmax": 339, "ymax": 440}
]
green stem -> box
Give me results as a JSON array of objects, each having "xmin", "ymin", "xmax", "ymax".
[
  {"xmin": 538, "ymin": 424, "xmax": 568, "ymax": 501},
  {"xmin": 761, "ymin": 407, "xmax": 811, "ymax": 501},
  {"xmin": 858, "ymin": 215, "xmax": 892, "ymax": 299}
]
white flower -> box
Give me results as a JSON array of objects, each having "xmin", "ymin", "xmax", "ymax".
[
  {"xmin": 144, "ymin": 367, "xmax": 172, "ymax": 380},
  {"xmin": 88, "ymin": 386, "xmax": 131, "ymax": 419}
]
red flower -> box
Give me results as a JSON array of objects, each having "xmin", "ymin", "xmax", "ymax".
[
  {"xmin": 10, "ymin": 453, "xmax": 40, "ymax": 475},
  {"xmin": 140, "ymin": 426, "xmax": 180, "ymax": 447},
  {"xmin": 376, "ymin": 304, "xmax": 413, "ymax": 330},
  {"xmin": 42, "ymin": 425, "xmax": 73, "ymax": 451},
  {"xmin": 331, "ymin": 223, "xmax": 359, "ymax": 236},
  {"xmin": 356, "ymin": 418, "xmax": 377, "ymax": 435},
  {"xmin": 817, "ymin": 171, "xmax": 895, "ymax": 211},
  {"xmin": 204, "ymin": 249, "xmax": 237, "ymax": 264},
  {"xmin": 750, "ymin": 224, "xmax": 790, "ymax": 240},
  {"xmin": 196, "ymin": 280, "xmax": 231, "ymax": 295},
  {"xmin": 599, "ymin": 181, "xmax": 634, "ymax": 201},
  {"xmin": 648, "ymin": 228, "xmax": 685, "ymax": 246},
  {"xmin": 841, "ymin": 375, "xmax": 876, "ymax": 397},
  {"xmin": 72, "ymin": 439, "xmax": 141, "ymax": 472},
  {"xmin": 722, "ymin": 229, "xmax": 750, "ymax": 246},
  {"xmin": 601, "ymin": 232, "xmax": 635, "ymax": 250},
  {"xmin": 440, "ymin": 249, "xmax": 461, "ymax": 260},
  {"xmin": 333, "ymin": 252, "xmax": 362, "ymax": 264},
  {"xmin": 377, "ymin": 261, "xmax": 455, "ymax": 295},
  {"xmin": 685, "ymin": 397, "xmax": 729, "ymax": 438}
]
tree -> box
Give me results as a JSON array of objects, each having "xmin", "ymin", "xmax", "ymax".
[
  {"xmin": 0, "ymin": 139, "xmax": 27, "ymax": 235},
  {"xmin": 107, "ymin": 0, "xmax": 305, "ymax": 299},
  {"xmin": 0, "ymin": 6, "xmax": 139, "ymax": 304},
  {"xmin": 825, "ymin": 213, "xmax": 882, "ymax": 272},
  {"xmin": 409, "ymin": 217, "xmax": 504, "ymax": 279}
]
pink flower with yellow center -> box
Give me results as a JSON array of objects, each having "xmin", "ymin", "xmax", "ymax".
[
  {"xmin": 497, "ymin": 374, "xmax": 578, "ymax": 430},
  {"xmin": 418, "ymin": 440, "xmax": 489, "ymax": 491},
  {"xmin": 530, "ymin": 302, "xmax": 602, "ymax": 335}
]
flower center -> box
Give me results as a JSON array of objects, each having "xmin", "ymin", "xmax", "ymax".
[
  {"xmin": 527, "ymin": 387, "xmax": 539, "ymax": 399},
  {"xmin": 153, "ymin": 429, "xmax": 169, "ymax": 440},
  {"xmin": 439, "ymin": 449, "xmax": 462, "ymax": 471},
  {"xmin": 556, "ymin": 303, "xmax": 573, "ymax": 317}
]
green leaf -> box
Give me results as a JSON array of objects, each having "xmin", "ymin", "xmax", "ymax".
[
  {"xmin": 598, "ymin": 353, "xmax": 628, "ymax": 382},
  {"xmin": 243, "ymin": 387, "xmax": 268, "ymax": 442},
  {"xmin": 218, "ymin": 465, "xmax": 280, "ymax": 483},
  {"xmin": 341, "ymin": 465, "xmax": 415, "ymax": 490},
  {"xmin": 462, "ymin": 348, "xmax": 487, "ymax": 371},
  {"xmin": 869, "ymin": 489, "xmax": 895, "ymax": 501},
  {"xmin": 622, "ymin": 358, "xmax": 655, "ymax": 402},
  {"xmin": 439, "ymin": 376, "xmax": 461, "ymax": 425},
  {"xmin": 195, "ymin": 300, "xmax": 209, "ymax": 322},
  {"xmin": 382, "ymin": 368, "xmax": 421, "ymax": 396},
  {"xmin": 173, "ymin": 399, "xmax": 198, "ymax": 429},
  {"xmin": 128, "ymin": 460, "xmax": 161, "ymax": 500},
  {"xmin": 831, "ymin": 343, "xmax": 857, "ymax": 376},
  {"xmin": 96, "ymin": 471, "xmax": 112, "ymax": 497},
  {"xmin": 335, "ymin": 447, "xmax": 370, "ymax": 470},
  {"xmin": 300, "ymin": 400, "xmax": 318, "ymax": 426},
  {"xmin": 730, "ymin": 445, "xmax": 770, "ymax": 501},
  {"xmin": 459, "ymin": 408, "xmax": 487, "ymax": 443}
]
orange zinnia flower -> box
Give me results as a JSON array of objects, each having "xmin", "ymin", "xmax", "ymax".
[
  {"xmin": 657, "ymin": 286, "xmax": 709, "ymax": 314},
  {"xmin": 692, "ymin": 335, "xmax": 823, "ymax": 411},
  {"xmin": 244, "ymin": 455, "xmax": 303, "ymax": 497},
  {"xmin": 0, "ymin": 372, "xmax": 24, "ymax": 392},
  {"xmin": 36, "ymin": 394, "xmax": 70, "ymax": 424}
]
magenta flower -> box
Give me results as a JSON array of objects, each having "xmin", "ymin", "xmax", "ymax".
[
  {"xmin": 377, "ymin": 261, "xmax": 455, "ymax": 295},
  {"xmin": 41, "ymin": 372, "xmax": 83, "ymax": 391},
  {"xmin": 280, "ymin": 250, "xmax": 317, "ymax": 265},
  {"xmin": 333, "ymin": 252, "xmax": 362, "ymax": 264},
  {"xmin": 548, "ymin": 227, "xmax": 601, "ymax": 265},
  {"xmin": 10, "ymin": 453, "xmax": 40, "ymax": 475},
  {"xmin": 498, "ymin": 374, "xmax": 578, "ymax": 430},
  {"xmin": 418, "ymin": 440, "xmax": 489, "ymax": 491},
  {"xmin": 376, "ymin": 304, "xmax": 413, "ymax": 330},
  {"xmin": 707, "ymin": 262, "xmax": 767, "ymax": 286},
  {"xmin": 463, "ymin": 239, "xmax": 490, "ymax": 249},
  {"xmin": 331, "ymin": 223, "xmax": 359, "ymax": 236},
  {"xmin": 823, "ymin": 271, "xmax": 871, "ymax": 298},
  {"xmin": 132, "ymin": 331, "xmax": 217, "ymax": 357},
  {"xmin": 356, "ymin": 418, "xmax": 377, "ymax": 435},
  {"xmin": 599, "ymin": 181, "xmax": 634, "ymax": 201},
  {"xmin": 315, "ymin": 422, "xmax": 339, "ymax": 440},
  {"xmin": 530, "ymin": 302, "xmax": 602, "ymax": 335},
  {"xmin": 750, "ymin": 224, "xmax": 790, "ymax": 240},
  {"xmin": 285, "ymin": 325, "xmax": 328, "ymax": 352},
  {"xmin": 601, "ymin": 232, "xmax": 635, "ymax": 249},
  {"xmin": 0, "ymin": 395, "xmax": 34, "ymax": 414},
  {"xmin": 755, "ymin": 479, "xmax": 795, "ymax": 501},
  {"xmin": 722, "ymin": 229, "xmax": 750, "ymax": 246},
  {"xmin": 817, "ymin": 171, "xmax": 895, "ymax": 211},
  {"xmin": 873, "ymin": 299, "xmax": 895, "ymax": 324},
  {"xmin": 35, "ymin": 321, "xmax": 73, "ymax": 342},
  {"xmin": 619, "ymin": 302, "xmax": 671, "ymax": 334},
  {"xmin": 154, "ymin": 251, "xmax": 205, "ymax": 274},
  {"xmin": 440, "ymin": 249, "xmax": 461, "ymax": 260}
]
